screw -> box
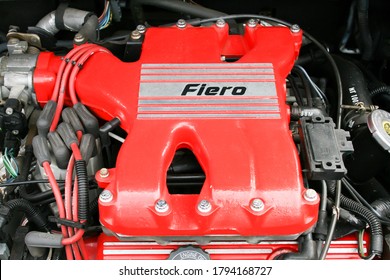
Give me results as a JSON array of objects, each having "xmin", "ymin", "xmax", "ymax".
[
  {"xmin": 12, "ymin": 130, "xmax": 19, "ymax": 135},
  {"xmin": 99, "ymin": 168, "xmax": 109, "ymax": 178},
  {"xmin": 198, "ymin": 199, "xmax": 212, "ymax": 213},
  {"xmin": 155, "ymin": 199, "xmax": 169, "ymax": 213},
  {"xmin": 250, "ymin": 198, "xmax": 265, "ymax": 212},
  {"xmin": 131, "ymin": 30, "xmax": 141, "ymax": 40},
  {"xmin": 216, "ymin": 19, "xmax": 226, "ymax": 28},
  {"xmin": 247, "ymin": 19, "xmax": 257, "ymax": 28},
  {"xmin": 176, "ymin": 19, "xmax": 187, "ymax": 29},
  {"xmin": 99, "ymin": 190, "xmax": 113, "ymax": 203},
  {"xmin": 136, "ymin": 25, "xmax": 146, "ymax": 34},
  {"xmin": 304, "ymin": 189, "xmax": 318, "ymax": 202},
  {"xmin": 290, "ymin": 24, "xmax": 301, "ymax": 33},
  {"xmin": 5, "ymin": 107, "xmax": 13, "ymax": 115},
  {"xmin": 74, "ymin": 33, "xmax": 85, "ymax": 44}
]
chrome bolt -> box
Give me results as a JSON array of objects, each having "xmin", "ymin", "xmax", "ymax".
[
  {"xmin": 247, "ymin": 19, "xmax": 257, "ymax": 28},
  {"xmin": 198, "ymin": 199, "xmax": 212, "ymax": 213},
  {"xmin": 99, "ymin": 190, "xmax": 113, "ymax": 203},
  {"xmin": 290, "ymin": 24, "xmax": 301, "ymax": 33},
  {"xmin": 304, "ymin": 189, "xmax": 318, "ymax": 202},
  {"xmin": 136, "ymin": 25, "xmax": 146, "ymax": 34},
  {"xmin": 131, "ymin": 30, "xmax": 141, "ymax": 40},
  {"xmin": 8, "ymin": 38, "xmax": 19, "ymax": 45},
  {"xmin": 216, "ymin": 19, "xmax": 226, "ymax": 28},
  {"xmin": 11, "ymin": 130, "xmax": 19, "ymax": 135},
  {"xmin": 74, "ymin": 33, "xmax": 85, "ymax": 44},
  {"xmin": 250, "ymin": 198, "xmax": 265, "ymax": 212},
  {"xmin": 5, "ymin": 107, "xmax": 13, "ymax": 115},
  {"xmin": 176, "ymin": 19, "xmax": 187, "ymax": 29},
  {"xmin": 99, "ymin": 168, "xmax": 109, "ymax": 178},
  {"xmin": 155, "ymin": 199, "xmax": 169, "ymax": 213}
]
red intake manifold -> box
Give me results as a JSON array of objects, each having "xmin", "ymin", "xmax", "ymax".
[{"xmin": 34, "ymin": 23, "xmax": 319, "ymax": 241}]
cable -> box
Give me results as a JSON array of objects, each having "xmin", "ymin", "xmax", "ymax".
[
  {"xmin": 42, "ymin": 162, "xmax": 73, "ymax": 260},
  {"xmin": 328, "ymin": 180, "xmax": 383, "ymax": 259},
  {"xmin": 292, "ymin": 67, "xmax": 313, "ymax": 107},
  {"xmin": 294, "ymin": 65, "xmax": 329, "ymax": 108},
  {"xmin": 189, "ymin": 14, "xmax": 343, "ymax": 128},
  {"xmin": 68, "ymin": 45, "xmax": 111, "ymax": 105},
  {"xmin": 342, "ymin": 178, "xmax": 390, "ymax": 226},
  {"xmin": 319, "ymin": 180, "xmax": 341, "ymax": 260},
  {"xmin": 0, "ymin": 179, "xmax": 66, "ymax": 187}
]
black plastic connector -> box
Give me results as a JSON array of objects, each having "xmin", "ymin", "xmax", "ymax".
[
  {"xmin": 79, "ymin": 134, "xmax": 96, "ymax": 162},
  {"xmin": 36, "ymin": 101, "xmax": 56, "ymax": 137},
  {"xmin": 32, "ymin": 135, "xmax": 51, "ymax": 166},
  {"xmin": 62, "ymin": 107, "xmax": 85, "ymax": 134},
  {"xmin": 47, "ymin": 132, "xmax": 70, "ymax": 169},
  {"xmin": 73, "ymin": 103, "xmax": 99, "ymax": 138},
  {"xmin": 0, "ymin": 98, "xmax": 28, "ymax": 139},
  {"xmin": 299, "ymin": 115, "xmax": 353, "ymax": 180},
  {"xmin": 57, "ymin": 122, "xmax": 78, "ymax": 149}
]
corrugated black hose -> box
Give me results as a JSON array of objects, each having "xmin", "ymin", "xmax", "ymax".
[
  {"xmin": 0, "ymin": 199, "xmax": 48, "ymax": 231},
  {"xmin": 75, "ymin": 160, "xmax": 89, "ymax": 221},
  {"xmin": 371, "ymin": 86, "xmax": 390, "ymax": 97},
  {"xmin": 327, "ymin": 180, "xmax": 383, "ymax": 258}
]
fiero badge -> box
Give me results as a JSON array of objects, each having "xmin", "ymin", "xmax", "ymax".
[{"xmin": 181, "ymin": 84, "xmax": 247, "ymax": 96}]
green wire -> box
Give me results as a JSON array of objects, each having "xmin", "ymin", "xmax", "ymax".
[{"xmin": 3, "ymin": 148, "xmax": 18, "ymax": 178}]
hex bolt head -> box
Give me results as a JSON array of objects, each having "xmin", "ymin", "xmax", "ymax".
[
  {"xmin": 155, "ymin": 199, "xmax": 169, "ymax": 213},
  {"xmin": 216, "ymin": 19, "xmax": 226, "ymax": 28},
  {"xmin": 99, "ymin": 190, "xmax": 113, "ymax": 203},
  {"xmin": 74, "ymin": 33, "xmax": 85, "ymax": 44},
  {"xmin": 247, "ymin": 19, "xmax": 257, "ymax": 28},
  {"xmin": 290, "ymin": 24, "xmax": 301, "ymax": 33},
  {"xmin": 131, "ymin": 30, "xmax": 141, "ymax": 40},
  {"xmin": 136, "ymin": 25, "xmax": 146, "ymax": 34},
  {"xmin": 304, "ymin": 189, "xmax": 318, "ymax": 202},
  {"xmin": 250, "ymin": 198, "xmax": 265, "ymax": 212},
  {"xmin": 198, "ymin": 199, "xmax": 212, "ymax": 213},
  {"xmin": 5, "ymin": 107, "xmax": 13, "ymax": 115},
  {"xmin": 176, "ymin": 19, "xmax": 187, "ymax": 29},
  {"xmin": 99, "ymin": 168, "xmax": 109, "ymax": 178}
]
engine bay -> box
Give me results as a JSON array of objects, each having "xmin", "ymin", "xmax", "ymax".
[{"xmin": 0, "ymin": 0, "xmax": 389, "ymax": 260}]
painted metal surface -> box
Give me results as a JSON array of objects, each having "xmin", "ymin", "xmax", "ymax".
[{"xmin": 35, "ymin": 23, "xmax": 318, "ymax": 239}]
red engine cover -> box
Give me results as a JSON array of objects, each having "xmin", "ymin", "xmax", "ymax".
[{"xmin": 35, "ymin": 23, "xmax": 319, "ymax": 240}]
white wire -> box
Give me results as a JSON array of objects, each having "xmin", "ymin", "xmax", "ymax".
[
  {"xmin": 108, "ymin": 132, "xmax": 125, "ymax": 143},
  {"xmin": 46, "ymin": 248, "xmax": 53, "ymax": 260},
  {"xmin": 294, "ymin": 65, "xmax": 329, "ymax": 107}
]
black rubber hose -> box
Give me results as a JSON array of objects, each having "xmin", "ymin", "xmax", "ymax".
[
  {"xmin": 327, "ymin": 180, "xmax": 383, "ymax": 258},
  {"xmin": 3, "ymin": 199, "xmax": 48, "ymax": 231},
  {"xmin": 131, "ymin": 0, "xmax": 227, "ymax": 25},
  {"xmin": 75, "ymin": 160, "xmax": 89, "ymax": 221},
  {"xmin": 77, "ymin": 15, "xmax": 99, "ymax": 43},
  {"xmin": 357, "ymin": 0, "xmax": 373, "ymax": 61},
  {"xmin": 333, "ymin": 56, "xmax": 372, "ymax": 106},
  {"xmin": 371, "ymin": 199, "xmax": 390, "ymax": 220}
]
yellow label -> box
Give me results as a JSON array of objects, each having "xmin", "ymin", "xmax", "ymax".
[{"xmin": 384, "ymin": 121, "xmax": 390, "ymax": 136}]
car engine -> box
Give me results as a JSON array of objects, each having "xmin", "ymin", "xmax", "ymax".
[{"xmin": 0, "ymin": 0, "xmax": 389, "ymax": 260}]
